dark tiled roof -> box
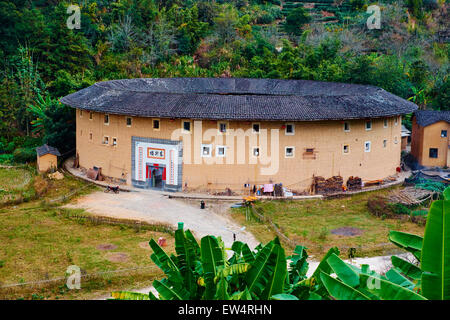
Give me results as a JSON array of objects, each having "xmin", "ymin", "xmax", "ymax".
[
  {"xmin": 414, "ymin": 110, "xmax": 450, "ymax": 127},
  {"xmin": 60, "ymin": 78, "xmax": 418, "ymax": 121},
  {"xmin": 36, "ymin": 144, "xmax": 61, "ymax": 157}
]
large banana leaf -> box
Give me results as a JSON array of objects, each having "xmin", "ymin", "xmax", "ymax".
[
  {"xmin": 110, "ymin": 291, "xmax": 152, "ymax": 300},
  {"xmin": 388, "ymin": 231, "xmax": 423, "ymax": 261},
  {"xmin": 149, "ymin": 239, "xmax": 183, "ymax": 284},
  {"xmin": 153, "ymin": 279, "xmax": 189, "ymax": 300},
  {"xmin": 230, "ymin": 287, "xmax": 252, "ymax": 300},
  {"xmin": 359, "ymin": 274, "xmax": 426, "ymax": 300},
  {"xmin": 443, "ymin": 188, "xmax": 450, "ymax": 200},
  {"xmin": 311, "ymin": 247, "xmax": 340, "ymax": 285},
  {"xmin": 174, "ymin": 229, "xmax": 198, "ymax": 295},
  {"xmin": 215, "ymin": 263, "xmax": 250, "ymax": 281},
  {"xmin": 287, "ymin": 245, "xmax": 309, "ymax": 284},
  {"xmin": 201, "ymin": 236, "xmax": 225, "ymax": 300},
  {"xmin": 326, "ymin": 253, "xmax": 359, "ymax": 288},
  {"xmin": 271, "ymin": 293, "xmax": 299, "ymax": 300},
  {"xmin": 421, "ymin": 200, "xmax": 450, "ymax": 300},
  {"xmin": 261, "ymin": 244, "xmax": 288, "ymax": 299},
  {"xmin": 215, "ymin": 277, "xmax": 231, "ymax": 300},
  {"xmin": 391, "ymin": 256, "xmax": 422, "ymax": 281},
  {"xmin": 385, "ymin": 269, "xmax": 416, "ymax": 290},
  {"xmin": 185, "ymin": 229, "xmax": 201, "ymax": 256},
  {"xmin": 241, "ymin": 243, "xmax": 255, "ymax": 264},
  {"xmin": 229, "ymin": 241, "xmax": 245, "ymax": 264},
  {"xmin": 320, "ymin": 272, "xmax": 370, "ymax": 300},
  {"xmin": 245, "ymin": 241, "xmax": 278, "ymax": 298}
]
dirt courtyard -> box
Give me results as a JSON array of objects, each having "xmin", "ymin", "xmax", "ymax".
[{"xmin": 64, "ymin": 190, "xmax": 259, "ymax": 249}]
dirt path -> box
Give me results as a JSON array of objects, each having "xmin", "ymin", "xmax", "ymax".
[{"xmin": 64, "ymin": 190, "xmax": 259, "ymax": 249}]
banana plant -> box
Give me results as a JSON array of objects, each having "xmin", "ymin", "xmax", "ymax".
[
  {"xmin": 388, "ymin": 230, "xmax": 423, "ymax": 261},
  {"xmin": 319, "ymin": 253, "xmax": 426, "ymax": 300},
  {"xmin": 384, "ymin": 186, "xmax": 450, "ymax": 300},
  {"xmin": 112, "ymin": 228, "xmax": 288, "ymax": 300},
  {"xmin": 112, "ymin": 183, "xmax": 450, "ymax": 301},
  {"xmin": 420, "ymin": 199, "xmax": 450, "ymax": 300}
]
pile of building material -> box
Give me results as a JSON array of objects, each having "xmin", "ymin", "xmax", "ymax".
[
  {"xmin": 313, "ymin": 175, "xmax": 343, "ymax": 194},
  {"xmin": 87, "ymin": 166, "xmax": 103, "ymax": 181},
  {"xmin": 346, "ymin": 176, "xmax": 362, "ymax": 190},
  {"xmin": 48, "ymin": 171, "xmax": 64, "ymax": 180},
  {"xmin": 388, "ymin": 187, "xmax": 434, "ymax": 205},
  {"xmin": 274, "ymin": 184, "xmax": 283, "ymax": 197}
]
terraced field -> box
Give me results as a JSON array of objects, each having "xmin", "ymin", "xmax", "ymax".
[{"xmin": 279, "ymin": 0, "xmax": 356, "ymax": 33}]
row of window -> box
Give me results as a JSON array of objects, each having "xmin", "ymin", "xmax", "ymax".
[
  {"xmin": 199, "ymin": 145, "xmax": 296, "ymax": 158},
  {"xmin": 82, "ymin": 110, "xmax": 399, "ymax": 135},
  {"xmin": 199, "ymin": 139, "xmax": 398, "ymax": 159},
  {"xmin": 84, "ymin": 129, "xmax": 398, "ymax": 156},
  {"xmin": 344, "ymin": 117, "xmax": 400, "ymax": 132},
  {"xmin": 83, "ymin": 131, "xmax": 118, "ymax": 146}
]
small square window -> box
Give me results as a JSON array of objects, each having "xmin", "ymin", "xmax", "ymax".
[
  {"xmin": 219, "ymin": 122, "xmax": 227, "ymax": 133},
  {"xmin": 364, "ymin": 141, "xmax": 371, "ymax": 152},
  {"xmin": 441, "ymin": 130, "xmax": 447, "ymax": 138},
  {"xmin": 253, "ymin": 147, "xmax": 260, "ymax": 157},
  {"xmin": 305, "ymin": 148, "xmax": 314, "ymax": 154},
  {"xmin": 104, "ymin": 114, "xmax": 109, "ymax": 125},
  {"xmin": 394, "ymin": 136, "xmax": 398, "ymax": 144},
  {"xmin": 153, "ymin": 119, "xmax": 160, "ymax": 129},
  {"xmin": 343, "ymin": 145, "xmax": 349, "ymax": 154},
  {"xmin": 103, "ymin": 136, "xmax": 109, "ymax": 145},
  {"xmin": 126, "ymin": 117, "xmax": 132, "ymax": 127},
  {"xmin": 183, "ymin": 121, "xmax": 191, "ymax": 133},
  {"xmin": 112, "ymin": 138, "xmax": 117, "ymax": 146},
  {"xmin": 394, "ymin": 116, "xmax": 399, "ymax": 126},
  {"xmin": 384, "ymin": 119, "xmax": 388, "ymax": 128},
  {"xmin": 80, "ymin": 110, "xmax": 83, "ymax": 117},
  {"xmin": 285, "ymin": 147, "xmax": 295, "ymax": 158},
  {"xmin": 252, "ymin": 123, "xmax": 260, "ymax": 133},
  {"xmin": 429, "ymin": 148, "xmax": 438, "ymax": 158},
  {"xmin": 216, "ymin": 146, "xmax": 226, "ymax": 157},
  {"xmin": 89, "ymin": 112, "xmax": 93, "ymax": 120},
  {"xmin": 201, "ymin": 144, "xmax": 212, "ymax": 157},
  {"xmin": 365, "ymin": 121, "xmax": 372, "ymax": 131},
  {"xmin": 285, "ymin": 123, "xmax": 295, "ymax": 135},
  {"xmin": 383, "ymin": 140, "xmax": 387, "ymax": 148},
  {"xmin": 344, "ymin": 122, "xmax": 350, "ymax": 132}
]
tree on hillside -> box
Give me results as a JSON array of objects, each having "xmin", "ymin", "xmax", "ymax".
[
  {"xmin": 214, "ymin": 5, "xmax": 239, "ymax": 43},
  {"xmin": 284, "ymin": 7, "xmax": 311, "ymax": 36}
]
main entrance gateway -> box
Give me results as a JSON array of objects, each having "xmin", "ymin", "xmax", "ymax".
[{"xmin": 131, "ymin": 136, "xmax": 183, "ymax": 192}]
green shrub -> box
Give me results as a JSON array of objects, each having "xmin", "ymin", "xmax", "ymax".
[
  {"xmin": 411, "ymin": 209, "xmax": 428, "ymax": 217},
  {"xmin": 257, "ymin": 12, "xmax": 274, "ymax": 24},
  {"xmin": 390, "ymin": 203, "xmax": 412, "ymax": 215},
  {"xmin": 0, "ymin": 154, "xmax": 14, "ymax": 164},
  {"xmin": 13, "ymin": 147, "xmax": 36, "ymax": 164}
]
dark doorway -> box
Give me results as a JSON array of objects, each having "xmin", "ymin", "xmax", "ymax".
[{"xmin": 146, "ymin": 164, "xmax": 166, "ymax": 189}]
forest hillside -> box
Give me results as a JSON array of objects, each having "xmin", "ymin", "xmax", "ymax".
[{"xmin": 0, "ymin": 0, "xmax": 448, "ymax": 162}]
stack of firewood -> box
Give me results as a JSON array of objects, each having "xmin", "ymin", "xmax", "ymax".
[
  {"xmin": 313, "ymin": 176, "xmax": 343, "ymax": 194},
  {"xmin": 346, "ymin": 176, "xmax": 362, "ymax": 190}
]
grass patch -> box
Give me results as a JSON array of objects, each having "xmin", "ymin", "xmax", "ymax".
[
  {"xmin": 0, "ymin": 167, "xmax": 32, "ymax": 192},
  {"xmin": 0, "ymin": 168, "xmax": 173, "ymax": 300},
  {"xmin": 230, "ymin": 187, "xmax": 424, "ymax": 259}
]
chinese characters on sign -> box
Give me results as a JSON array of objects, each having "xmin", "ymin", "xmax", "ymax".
[{"xmin": 147, "ymin": 148, "xmax": 165, "ymax": 159}]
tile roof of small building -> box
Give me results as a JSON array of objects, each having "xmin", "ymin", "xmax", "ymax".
[
  {"xmin": 36, "ymin": 144, "xmax": 61, "ymax": 157},
  {"xmin": 414, "ymin": 110, "xmax": 450, "ymax": 127},
  {"xmin": 60, "ymin": 78, "xmax": 418, "ymax": 121}
]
